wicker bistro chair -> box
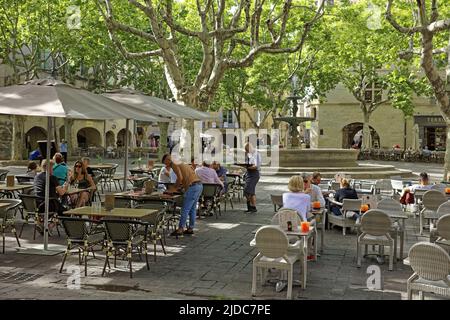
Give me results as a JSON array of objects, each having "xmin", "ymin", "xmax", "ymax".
[
  {"xmin": 430, "ymin": 214, "xmax": 450, "ymax": 251},
  {"xmin": 420, "ymin": 190, "xmax": 447, "ymax": 235},
  {"xmin": 59, "ymin": 216, "xmax": 105, "ymax": 276},
  {"xmin": 135, "ymin": 201, "xmax": 167, "ymax": 261},
  {"xmin": 199, "ymin": 183, "xmax": 223, "ymax": 219},
  {"xmin": 270, "ymin": 194, "xmax": 283, "ymax": 213},
  {"xmin": 15, "ymin": 175, "xmax": 35, "ymax": 184},
  {"xmin": 356, "ymin": 209, "xmax": 395, "ymax": 271},
  {"xmin": 406, "ymin": 242, "xmax": 450, "ymax": 300},
  {"xmin": 114, "ymin": 196, "xmax": 133, "ymax": 209},
  {"xmin": 430, "ymin": 202, "xmax": 450, "ymax": 243},
  {"xmin": 102, "ymin": 219, "xmax": 149, "ymax": 278},
  {"xmin": 90, "ymin": 175, "xmax": 102, "ymax": 203},
  {"xmin": 327, "ymin": 198, "xmax": 362, "ymax": 235},
  {"xmin": 251, "ymin": 225, "xmax": 302, "ymax": 299},
  {"xmin": 0, "ymin": 199, "xmax": 22, "ymax": 253},
  {"xmin": 17, "ymin": 193, "xmax": 40, "ymax": 238},
  {"xmin": 0, "ymin": 169, "xmax": 9, "ymax": 182},
  {"xmin": 100, "ymin": 164, "xmax": 119, "ymax": 192}
]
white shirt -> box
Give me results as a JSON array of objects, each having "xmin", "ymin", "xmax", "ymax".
[
  {"xmin": 195, "ymin": 166, "xmax": 224, "ymax": 187},
  {"xmin": 410, "ymin": 184, "xmax": 432, "ymax": 193},
  {"xmin": 158, "ymin": 167, "xmax": 177, "ymax": 183},
  {"xmin": 247, "ymin": 151, "xmax": 262, "ymax": 171},
  {"xmin": 309, "ymin": 184, "xmax": 326, "ymax": 208},
  {"xmin": 282, "ymin": 192, "xmax": 311, "ymax": 221}
]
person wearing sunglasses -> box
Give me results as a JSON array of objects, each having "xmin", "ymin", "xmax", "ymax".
[{"xmin": 67, "ymin": 160, "xmax": 96, "ymax": 207}]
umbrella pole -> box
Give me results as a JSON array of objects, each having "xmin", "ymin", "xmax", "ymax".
[
  {"xmin": 44, "ymin": 117, "xmax": 52, "ymax": 250},
  {"xmin": 123, "ymin": 119, "xmax": 129, "ymax": 191}
]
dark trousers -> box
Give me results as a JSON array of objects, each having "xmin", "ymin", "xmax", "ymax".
[{"xmin": 61, "ymin": 152, "xmax": 68, "ymax": 163}]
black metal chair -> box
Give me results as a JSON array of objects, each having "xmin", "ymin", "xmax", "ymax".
[
  {"xmin": 136, "ymin": 200, "xmax": 168, "ymax": 261},
  {"xmin": 18, "ymin": 193, "xmax": 40, "ymax": 237},
  {"xmin": 59, "ymin": 216, "xmax": 105, "ymax": 276},
  {"xmin": 15, "ymin": 175, "xmax": 35, "ymax": 184},
  {"xmin": 102, "ymin": 219, "xmax": 149, "ymax": 278},
  {"xmin": 0, "ymin": 170, "xmax": 9, "ymax": 182},
  {"xmin": 199, "ymin": 183, "xmax": 223, "ymax": 219},
  {"xmin": 0, "ymin": 199, "xmax": 22, "ymax": 253}
]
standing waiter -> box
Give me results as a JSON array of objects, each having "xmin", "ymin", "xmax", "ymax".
[{"xmin": 243, "ymin": 142, "xmax": 261, "ymax": 213}]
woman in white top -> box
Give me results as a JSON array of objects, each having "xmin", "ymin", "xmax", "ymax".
[{"xmin": 282, "ymin": 175, "xmax": 311, "ymax": 221}]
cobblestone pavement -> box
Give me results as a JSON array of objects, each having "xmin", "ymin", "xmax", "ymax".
[{"xmin": 0, "ymin": 161, "xmax": 445, "ymax": 300}]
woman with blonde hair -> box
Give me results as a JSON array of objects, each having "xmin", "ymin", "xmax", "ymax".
[{"xmin": 282, "ymin": 175, "xmax": 311, "ymax": 221}]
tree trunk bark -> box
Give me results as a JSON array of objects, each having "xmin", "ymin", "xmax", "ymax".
[
  {"xmin": 362, "ymin": 112, "xmax": 371, "ymax": 150},
  {"xmin": 11, "ymin": 115, "xmax": 25, "ymax": 160},
  {"xmin": 444, "ymin": 123, "xmax": 450, "ymax": 181},
  {"xmin": 158, "ymin": 121, "xmax": 169, "ymax": 162}
]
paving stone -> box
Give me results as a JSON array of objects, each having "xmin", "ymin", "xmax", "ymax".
[{"xmin": 0, "ymin": 166, "xmax": 437, "ymax": 300}]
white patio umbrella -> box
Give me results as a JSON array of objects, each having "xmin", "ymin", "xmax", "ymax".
[
  {"xmin": 103, "ymin": 89, "xmax": 212, "ymax": 120},
  {"xmin": 0, "ymin": 78, "xmax": 171, "ymax": 255}
]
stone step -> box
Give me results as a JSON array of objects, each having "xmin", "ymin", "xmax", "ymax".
[{"xmin": 261, "ymin": 167, "xmax": 414, "ymax": 179}]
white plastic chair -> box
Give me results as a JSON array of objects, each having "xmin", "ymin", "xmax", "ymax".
[
  {"xmin": 356, "ymin": 209, "xmax": 395, "ymax": 271},
  {"xmin": 407, "ymin": 242, "xmax": 450, "ymax": 300},
  {"xmin": 420, "ymin": 190, "xmax": 447, "ymax": 235},
  {"xmin": 430, "ymin": 202, "xmax": 450, "ymax": 242},
  {"xmin": 327, "ymin": 198, "xmax": 362, "ymax": 235},
  {"xmin": 251, "ymin": 226, "xmax": 301, "ymax": 299}
]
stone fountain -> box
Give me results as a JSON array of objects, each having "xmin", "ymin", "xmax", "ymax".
[{"xmin": 262, "ymin": 78, "xmax": 412, "ymax": 178}]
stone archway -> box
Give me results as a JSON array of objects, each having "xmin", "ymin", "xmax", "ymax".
[
  {"xmin": 76, "ymin": 127, "xmax": 101, "ymax": 149},
  {"xmin": 342, "ymin": 123, "xmax": 380, "ymax": 149},
  {"xmin": 25, "ymin": 126, "xmax": 47, "ymax": 153},
  {"xmin": 106, "ymin": 130, "xmax": 115, "ymax": 147},
  {"xmin": 117, "ymin": 129, "xmax": 132, "ymax": 148}
]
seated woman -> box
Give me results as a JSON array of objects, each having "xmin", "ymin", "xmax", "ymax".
[
  {"xmin": 330, "ymin": 178, "xmax": 359, "ymax": 220},
  {"xmin": 282, "ymin": 175, "xmax": 311, "ymax": 222},
  {"xmin": 67, "ymin": 160, "xmax": 96, "ymax": 207}
]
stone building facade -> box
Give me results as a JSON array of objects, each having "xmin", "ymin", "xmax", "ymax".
[{"xmin": 308, "ymin": 83, "xmax": 444, "ymax": 150}]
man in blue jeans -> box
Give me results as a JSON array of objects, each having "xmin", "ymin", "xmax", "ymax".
[{"xmin": 162, "ymin": 154, "xmax": 203, "ymax": 236}]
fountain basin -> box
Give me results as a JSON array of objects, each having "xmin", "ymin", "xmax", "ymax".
[
  {"xmin": 258, "ymin": 148, "xmax": 413, "ymax": 178},
  {"xmin": 275, "ymin": 148, "xmax": 358, "ymax": 167}
]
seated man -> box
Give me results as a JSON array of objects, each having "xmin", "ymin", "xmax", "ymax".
[
  {"xmin": 33, "ymin": 159, "xmax": 69, "ymax": 232},
  {"xmin": 212, "ymin": 161, "xmax": 228, "ymax": 192},
  {"xmin": 303, "ymin": 172, "xmax": 326, "ymax": 208},
  {"xmin": 195, "ymin": 160, "xmax": 224, "ymax": 188},
  {"xmin": 52, "ymin": 153, "xmax": 68, "ymax": 186},
  {"xmin": 400, "ymin": 172, "xmax": 432, "ymax": 206}
]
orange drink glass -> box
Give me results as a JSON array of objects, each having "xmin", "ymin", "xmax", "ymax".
[
  {"xmin": 301, "ymin": 221, "xmax": 310, "ymax": 233},
  {"xmin": 312, "ymin": 201, "xmax": 321, "ymax": 209}
]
